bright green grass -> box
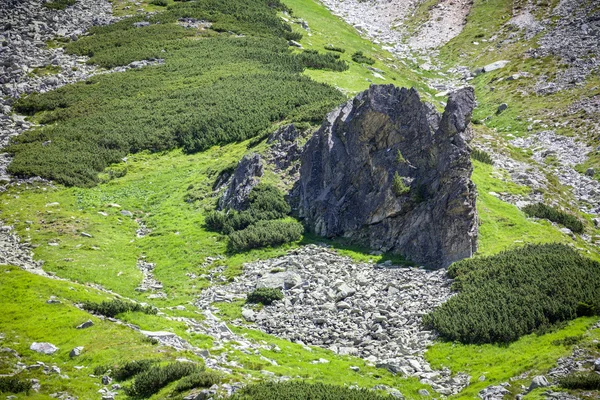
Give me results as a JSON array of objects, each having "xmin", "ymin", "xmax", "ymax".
[
  {"xmin": 0, "ymin": 265, "xmax": 200, "ymax": 399},
  {"xmin": 281, "ymin": 0, "xmax": 430, "ymax": 96},
  {"xmin": 425, "ymin": 317, "xmax": 599, "ymax": 399}
]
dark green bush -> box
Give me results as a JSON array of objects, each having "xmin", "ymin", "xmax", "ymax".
[
  {"xmin": 246, "ymin": 288, "xmax": 284, "ymax": 305},
  {"xmin": 324, "ymin": 44, "xmax": 345, "ymax": 53},
  {"xmin": 0, "ymin": 376, "xmax": 32, "ymax": 394},
  {"xmin": 559, "ymin": 372, "xmax": 600, "ymax": 390},
  {"xmin": 551, "ymin": 335, "xmax": 584, "ymax": 346},
  {"xmin": 44, "ymin": 0, "xmax": 76, "ymax": 10},
  {"xmin": 423, "ymin": 244, "xmax": 600, "ymax": 344},
  {"xmin": 228, "ymin": 220, "xmax": 303, "ymax": 252},
  {"xmin": 471, "ymin": 149, "xmax": 494, "ymax": 165},
  {"xmin": 351, "ymin": 51, "xmax": 375, "ymax": 65},
  {"xmin": 150, "ymin": 0, "xmax": 168, "ymax": 6},
  {"xmin": 296, "ymin": 50, "xmax": 348, "ymax": 71},
  {"xmin": 284, "ymin": 31, "xmax": 303, "ymax": 41},
  {"xmin": 206, "ymin": 184, "xmax": 291, "ymax": 234},
  {"xmin": 82, "ymin": 299, "xmax": 157, "ymax": 318},
  {"xmin": 230, "ymin": 381, "xmax": 395, "ymax": 400},
  {"xmin": 8, "ymin": 0, "xmax": 344, "ymax": 187},
  {"xmin": 173, "ymin": 371, "xmax": 221, "ymax": 393},
  {"xmin": 124, "ymin": 362, "xmax": 202, "ymax": 397},
  {"xmin": 112, "ymin": 360, "xmax": 157, "ymax": 382},
  {"xmin": 523, "ymin": 203, "xmax": 584, "ymax": 233}
]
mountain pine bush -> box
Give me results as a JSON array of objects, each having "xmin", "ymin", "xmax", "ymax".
[
  {"xmin": 8, "ymin": 0, "xmax": 344, "ymax": 187},
  {"xmin": 423, "ymin": 244, "xmax": 600, "ymax": 344},
  {"xmin": 246, "ymin": 288, "xmax": 284, "ymax": 305},
  {"xmin": 82, "ymin": 299, "xmax": 157, "ymax": 318},
  {"xmin": 0, "ymin": 376, "xmax": 32, "ymax": 394},
  {"xmin": 124, "ymin": 362, "xmax": 202, "ymax": 397},
  {"xmin": 523, "ymin": 203, "xmax": 584, "ymax": 233},
  {"xmin": 228, "ymin": 220, "xmax": 303, "ymax": 252},
  {"xmin": 230, "ymin": 381, "xmax": 395, "ymax": 400}
]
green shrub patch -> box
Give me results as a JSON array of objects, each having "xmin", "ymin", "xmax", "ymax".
[
  {"xmin": 173, "ymin": 371, "xmax": 221, "ymax": 393},
  {"xmin": 423, "ymin": 244, "xmax": 600, "ymax": 344},
  {"xmin": 246, "ymin": 288, "xmax": 284, "ymax": 305},
  {"xmin": 82, "ymin": 299, "xmax": 157, "ymax": 318},
  {"xmin": 44, "ymin": 0, "xmax": 76, "ymax": 10},
  {"xmin": 8, "ymin": 0, "xmax": 344, "ymax": 187},
  {"xmin": 228, "ymin": 220, "xmax": 303, "ymax": 252},
  {"xmin": 523, "ymin": 203, "xmax": 584, "ymax": 233},
  {"xmin": 230, "ymin": 381, "xmax": 395, "ymax": 400},
  {"xmin": 351, "ymin": 51, "xmax": 375, "ymax": 65},
  {"xmin": 471, "ymin": 148, "xmax": 494, "ymax": 165},
  {"xmin": 112, "ymin": 360, "xmax": 157, "ymax": 382},
  {"xmin": 124, "ymin": 362, "xmax": 201, "ymax": 397},
  {"xmin": 559, "ymin": 372, "xmax": 600, "ymax": 390},
  {"xmin": 0, "ymin": 376, "xmax": 32, "ymax": 394}
]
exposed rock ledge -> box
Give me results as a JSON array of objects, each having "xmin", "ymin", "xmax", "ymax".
[{"xmin": 292, "ymin": 85, "xmax": 477, "ymax": 268}]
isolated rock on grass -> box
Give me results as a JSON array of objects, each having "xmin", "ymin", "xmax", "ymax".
[
  {"xmin": 293, "ymin": 85, "xmax": 478, "ymax": 268},
  {"xmin": 30, "ymin": 342, "xmax": 58, "ymax": 355}
]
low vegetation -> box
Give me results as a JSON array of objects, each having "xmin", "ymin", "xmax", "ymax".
[
  {"xmin": 124, "ymin": 362, "xmax": 202, "ymax": 397},
  {"xmin": 523, "ymin": 203, "xmax": 584, "ymax": 234},
  {"xmin": 392, "ymin": 172, "xmax": 410, "ymax": 196},
  {"xmin": 228, "ymin": 220, "xmax": 304, "ymax": 252},
  {"xmin": 351, "ymin": 51, "xmax": 375, "ymax": 65},
  {"xmin": 324, "ymin": 44, "xmax": 346, "ymax": 53},
  {"xmin": 423, "ymin": 244, "xmax": 600, "ymax": 344},
  {"xmin": 82, "ymin": 299, "xmax": 157, "ymax": 318},
  {"xmin": 559, "ymin": 372, "xmax": 600, "ymax": 390},
  {"xmin": 0, "ymin": 376, "xmax": 32, "ymax": 394},
  {"xmin": 43, "ymin": 0, "xmax": 76, "ymax": 10},
  {"xmin": 206, "ymin": 184, "xmax": 304, "ymax": 251},
  {"xmin": 246, "ymin": 288, "xmax": 284, "ymax": 305},
  {"xmin": 8, "ymin": 0, "xmax": 344, "ymax": 186},
  {"xmin": 471, "ymin": 148, "xmax": 494, "ymax": 165},
  {"xmin": 112, "ymin": 359, "xmax": 157, "ymax": 382},
  {"xmin": 173, "ymin": 371, "xmax": 221, "ymax": 393},
  {"xmin": 229, "ymin": 381, "xmax": 395, "ymax": 400}
]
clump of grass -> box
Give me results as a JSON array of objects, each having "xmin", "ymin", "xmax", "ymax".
[
  {"xmin": 173, "ymin": 371, "xmax": 221, "ymax": 393},
  {"xmin": 471, "ymin": 149, "xmax": 493, "ymax": 165},
  {"xmin": 423, "ymin": 244, "xmax": 600, "ymax": 344},
  {"xmin": 124, "ymin": 362, "xmax": 202, "ymax": 397},
  {"xmin": 351, "ymin": 51, "xmax": 375, "ymax": 65},
  {"xmin": 246, "ymin": 288, "xmax": 284, "ymax": 305},
  {"xmin": 82, "ymin": 299, "xmax": 157, "ymax": 318},
  {"xmin": 392, "ymin": 172, "xmax": 410, "ymax": 196},
  {"xmin": 0, "ymin": 376, "xmax": 32, "ymax": 394},
  {"xmin": 522, "ymin": 203, "xmax": 584, "ymax": 233},
  {"xmin": 230, "ymin": 381, "xmax": 395, "ymax": 400},
  {"xmin": 559, "ymin": 372, "xmax": 600, "ymax": 390}
]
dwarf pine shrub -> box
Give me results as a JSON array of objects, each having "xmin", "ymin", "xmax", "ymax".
[
  {"xmin": 230, "ymin": 381, "xmax": 395, "ymax": 400},
  {"xmin": 523, "ymin": 203, "xmax": 584, "ymax": 233},
  {"xmin": 423, "ymin": 244, "xmax": 600, "ymax": 344},
  {"xmin": 124, "ymin": 362, "xmax": 201, "ymax": 397},
  {"xmin": 228, "ymin": 220, "xmax": 303, "ymax": 252},
  {"xmin": 246, "ymin": 288, "xmax": 284, "ymax": 305},
  {"xmin": 0, "ymin": 376, "xmax": 32, "ymax": 394},
  {"xmin": 471, "ymin": 149, "xmax": 493, "ymax": 165},
  {"xmin": 351, "ymin": 51, "xmax": 375, "ymax": 65},
  {"xmin": 173, "ymin": 371, "xmax": 221, "ymax": 393},
  {"xmin": 559, "ymin": 372, "xmax": 600, "ymax": 390},
  {"xmin": 112, "ymin": 360, "xmax": 157, "ymax": 382},
  {"xmin": 82, "ymin": 299, "xmax": 157, "ymax": 318}
]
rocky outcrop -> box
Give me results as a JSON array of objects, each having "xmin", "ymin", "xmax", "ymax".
[
  {"xmin": 293, "ymin": 85, "xmax": 477, "ymax": 268},
  {"xmin": 218, "ymin": 153, "xmax": 263, "ymax": 211}
]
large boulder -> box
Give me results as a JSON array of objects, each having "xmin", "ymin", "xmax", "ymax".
[
  {"xmin": 218, "ymin": 153, "xmax": 264, "ymax": 211},
  {"xmin": 292, "ymin": 85, "xmax": 477, "ymax": 268}
]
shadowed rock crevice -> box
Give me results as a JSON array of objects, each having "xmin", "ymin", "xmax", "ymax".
[{"xmin": 292, "ymin": 85, "xmax": 477, "ymax": 268}]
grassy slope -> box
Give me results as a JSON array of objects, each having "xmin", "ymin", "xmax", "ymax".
[
  {"xmin": 0, "ymin": 266, "xmax": 203, "ymax": 399},
  {"xmin": 2, "ymin": 0, "xmax": 599, "ymax": 398}
]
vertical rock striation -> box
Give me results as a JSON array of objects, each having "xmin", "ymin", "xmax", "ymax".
[{"xmin": 293, "ymin": 85, "xmax": 477, "ymax": 268}]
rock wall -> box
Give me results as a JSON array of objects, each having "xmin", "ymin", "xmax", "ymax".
[{"xmin": 293, "ymin": 85, "xmax": 477, "ymax": 268}]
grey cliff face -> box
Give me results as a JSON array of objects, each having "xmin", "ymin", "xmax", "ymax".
[
  {"xmin": 293, "ymin": 85, "xmax": 477, "ymax": 268},
  {"xmin": 218, "ymin": 153, "xmax": 263, "ymax": 211}
]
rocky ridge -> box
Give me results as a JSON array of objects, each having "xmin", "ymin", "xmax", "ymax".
[
  {"xmin": 197, "ymin": 245, "xmax": 471, "ymax": 395},
  {"xmin": 293, "ymin": 85, "xmax": 478, "ymax": 268}
]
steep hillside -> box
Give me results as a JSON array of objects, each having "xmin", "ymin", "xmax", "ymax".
[{"xmin": 0, "ymin": 0, "xmax": 599, "ymax": 399}]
